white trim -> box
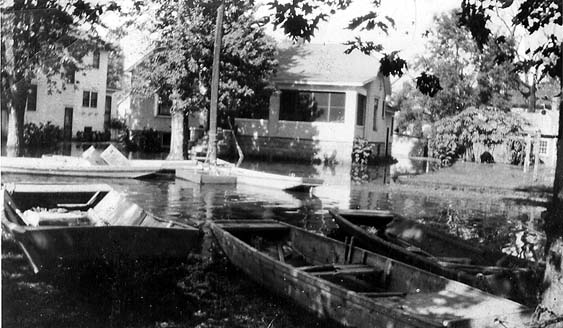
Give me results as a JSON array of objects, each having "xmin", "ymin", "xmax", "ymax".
[{"xmin": 274, "ymin": 79, "xmax": 365, "ymax": 87}]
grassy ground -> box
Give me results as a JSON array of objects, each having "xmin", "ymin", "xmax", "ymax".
[
  {"xmin": 2, "ymin": 231, "xmax": 340, "ymax": 328},
  {"xmin": 395, "ymin": 162, "xmax": 554, "ymax": 197}
]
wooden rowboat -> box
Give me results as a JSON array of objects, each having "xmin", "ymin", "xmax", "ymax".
[
  {"xmin": 329, "ymin": 208, "xmax": 541, "ymax": 305},
  {"xmin": 2, "ymin": 184, "xmax": 200, "ymax": 273},
  {"xmin": 210, "ymin": 220, "xmax": 531, "ymax": 328},
  {"xmin": 1, "ymin": 156, "xmax": 161, "ymax": 179},
  {"xmin": 177, "ymin": 164, "xmax": 323, "ymax": 192}
]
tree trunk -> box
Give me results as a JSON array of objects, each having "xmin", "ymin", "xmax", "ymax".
[
  {"xmin": 527, "ymin": 81, "xmax": 537, "ymax": 112},
  {"xmin": 5, "ymin": 84, "xmax": 28, "ymax": 157},
  {"xmin": 536, "ymin": 86, "xmax": 563, "ymax": 323},
  {"xmin": 167, "ymin": 109, "xmax": 185, "ymax": 160}
]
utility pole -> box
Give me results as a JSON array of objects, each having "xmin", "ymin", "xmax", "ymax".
[{"xmin": 207, "ymin": 1, "xmax": 224, "ymax": 166}]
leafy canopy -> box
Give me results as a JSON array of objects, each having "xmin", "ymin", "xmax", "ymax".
[{"xmin": 132, "ymin": 0, "xmax": 277, "ymax": 123}]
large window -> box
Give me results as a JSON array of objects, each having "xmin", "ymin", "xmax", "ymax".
[
  {"xmin": 356, "ymin": 94, "xmax": 366, "ymax": 126},
  {"xmin": 157, "ymin": 95, "xmax": 172, "ymax": 116},
  {"xmin": 82, "ymin": 91, "xmax": 98, "ymax": 108},
  {"xmin": 26, "ymin": 84, "xmax": 37, "ymax": 111},
  {"xmin": 279, "ymin": 90, "xmax": 345, "ymax": 123}
]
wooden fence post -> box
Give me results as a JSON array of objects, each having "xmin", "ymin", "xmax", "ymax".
[
  {"xmin": 524, "ymin": 134, "xmax": 531, "ymax": 173},
  {"xmin": 533, "ymin": 130, "xmax": 541, "ymax": 181}
]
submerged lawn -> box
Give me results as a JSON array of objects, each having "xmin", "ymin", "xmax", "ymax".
[{"xmin": 396, "ymin": 161, "xmax": 553, "ymax": 196}]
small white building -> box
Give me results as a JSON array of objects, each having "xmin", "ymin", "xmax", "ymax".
[
  {"xmin": 514, "ymin": 108, "xmax": 560, "ymax": 167},
  {"xmin": 235, "ymin": 43, "xmax": 395, "ymax": 163},
  {"xmin": 1, "ymin": 50, "xmax": 112, "ymax": 141}
]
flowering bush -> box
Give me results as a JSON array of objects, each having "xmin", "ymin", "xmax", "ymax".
[{"xmin": 428, "ymin": 107, "xmax": 527, "ymax": 166}]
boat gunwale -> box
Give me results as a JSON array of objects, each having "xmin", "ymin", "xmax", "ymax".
[{"xmin": 209, "ymin": 221, "xmax": 529, "ymax": 328}]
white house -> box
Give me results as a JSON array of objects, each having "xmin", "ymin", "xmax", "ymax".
[
  {"xmin": 235, "ymin": 43, "xmax": 395, "ymax": 163},
  {"xmin": 514, "ymin": 107, "xmax": 560, "ymax": 167},
  {"xmin": 1, "ymin": 50, "xmax": 112, "ymax": 141},
  {"xmin": 118, "ymin": 43, "xmax": 395, "ymax": 161}
]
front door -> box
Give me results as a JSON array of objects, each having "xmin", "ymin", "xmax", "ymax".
[
  {"xmin": 63, "ymin": 107, "xmax": 73, "ymax": 141},
  {"xmin": 104, "ymin": 95, "xmax": 112, "ymax": 132}
]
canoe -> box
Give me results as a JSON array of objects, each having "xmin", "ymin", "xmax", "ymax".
[
  {"xmin": 329, "ymin": 208, "xmax": 541, "ymax": 305},
  {"xmin": 2, "ymin": 183, "xmax": 200, "ymax": 273},
  {"xmin": 177, "ymin": 164, "xmax": 323, "ymax": 192},
  {"xmin": 1, "ymin": 156, "xmax": 161, "ymax": 179},
  {"xmin": 210, "ymin": 220, "xmax": 532, "ymax": 328}
]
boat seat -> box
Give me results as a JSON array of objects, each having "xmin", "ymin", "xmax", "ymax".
[
  {"xmin": 215, "ymin": 220, "xmax": 290, "ymax": 233},
  {"xmin": 56, "ymin": 191, "xmax": 104, "ymax": 211},
  {"xmin": 21, "ymin": 210, "xmax": 91, "ymax": 226},
  {"xmin": 299, "ymin": 264, "xmax": 381, "ymax": 277},
  {"xmin": 357, "ymin": 291, "xmax": 407, "ymax": 298}
]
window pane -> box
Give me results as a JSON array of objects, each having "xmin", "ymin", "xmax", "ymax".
[
  {"xmin": 330, "ymin": 93, "xmax": 345, "ymax": 107},
  {"xmin": 27, "ymin": 85, "xmax": 37, "ymax": 111},
  {"xmin": 329, "ymin": 106, "xmax": 345, "ymax": 122},
  {"xmin": 93, "ymin": 51, "xmax": 100, "ymax": 69},
  {"xmin": 66, "ymin": 69, "xmax": 75, "ymax": 83},
  {"xmin": 83, "ymin": 91, "xmax": 90, "ymax": 107},
  {"xmin": 314, "ymin": 106, "xmax": 328, "ymax": 122},
  {"xmin": 91, "ymin": 92, "xmax": 98, "ymax": 108},
  {"xmin": 279, "ymin": 90, "xmax": 298, "ymax": 121},
  {"xmin": 373, "ymin": 98, "xmax": 379, "ymax": 131},
  {"xmin": 356, "ymin": 94, "xmax": 366, "ymax": 126},
  {"xmin": 158, "ymin": 96, "xmax": 172, "ymax": 116},
  {"xmin": 314, "ymin": 93, "xmax": 329, "ymax": 107}
]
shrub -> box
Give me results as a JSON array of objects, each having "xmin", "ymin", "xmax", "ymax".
[
  {"xmin": 428, "ymin": 107, "xmax": 528, "ymax": 166},
  {"xmin": 128, "ymin": 128, "xmax": 162, "ymax": 153},
  {"xmin": 23, "ymin": 122, "xmax": 62, "ymax": 148},
  {"xmin": 352, "ymin": 138, "xmax": 373, "ymax": 165},
  {"xmin": 110, "ymin": 118, "xmax": 128, "ymax": 131}
]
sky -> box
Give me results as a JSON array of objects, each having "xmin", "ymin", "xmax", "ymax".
[
  {"xmin": 259, "ymin": 0, "xmax": 459, "ymax": 61},
  {"xmin": 117, "ymin": 0, "xmax": 461, "ymax": 70}
]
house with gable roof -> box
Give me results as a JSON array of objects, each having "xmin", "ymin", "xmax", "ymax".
[
  {"xmin": 1, "ymin": 50, "xmax": 113, "ymax": 142},
  {"xmin": 234, "ymin": 43, "xmax": 395, "ymax": 163}
]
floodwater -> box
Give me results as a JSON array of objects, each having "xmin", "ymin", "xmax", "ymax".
[{"xmin": 1, "ymin": 147, "xmax": 547, "ymax": 261}]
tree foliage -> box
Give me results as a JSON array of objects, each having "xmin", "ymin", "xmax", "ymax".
[{"xmin": 132, "ymin": 0, "xmax": 277, "ymax": 121}]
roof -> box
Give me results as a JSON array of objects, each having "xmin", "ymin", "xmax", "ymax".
[
  {"xmin": 512, "ymin": 108, "xmax": 560, "ymax": 136},
  {"xmin": 274, "ymin": 43, "xmax": 384, "ymax": 86}
]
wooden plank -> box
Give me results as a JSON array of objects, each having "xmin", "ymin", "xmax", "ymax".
[
  {"xmin": 100, "ymin": 144, "xmax": 130, "ymax": 166},
  {"xmin": 215, "ymin": 220, "xmax": 289, "ymax": 233},
  {"xmin": 301, "ymin": 264, "xmax": 379, "ymax": 276},
  {"xmin": 358, "ymin": 292, "xmax": 407, "ymax": 298}
]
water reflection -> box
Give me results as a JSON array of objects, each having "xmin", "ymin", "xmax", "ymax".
[{"xmin": 0, "ymin": 151, "xmax": 546, "ymax": 262}]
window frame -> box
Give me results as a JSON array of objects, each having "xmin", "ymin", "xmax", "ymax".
[
  {"xmin": 156, "ymin": 95, "xmax": 172, "ymax": 117},
  {"xmin": 356, "ymin": 94, "xmax": 366, "ymax": 126},
  {"xmin": 93, "ymin": 51, "xmax": 100, "ymax": 69},
  {"xmin": 279, "ymin": 90, "xmax": 346, "ymax": 123},
  {"xmin": 26, "ymin": 84, "xmax": 38, "ymax": 111},
  {"xmin": 539, "ymin": 140, "xmax": 548, "ymax": 154},
  {"xmin": 373, "ymin": 98, "xmax": 379, "ymax": 131},
  {"xmin": 82, "ymin": 90, "xmax": 98, "ymax": 108}
]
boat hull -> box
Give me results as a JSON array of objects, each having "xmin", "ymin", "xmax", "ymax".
[
  {"xmin": 2, "ymin": 184, "xmax": 200, "ymax": 273},
  {"xmin": 330, "ymin": 209, "xmax": 541, "ymax": 305},
  {"xmin": 210, "ymin": 221, "xmax": 531, "ymax": 328},
  {"xmin": 1, "ymin": 157, "xmax": 161, "ymax": 179}
]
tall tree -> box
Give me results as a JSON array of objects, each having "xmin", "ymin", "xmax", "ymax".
[
  {"xmin": 459, "ymin": 0, "xmax": 562, "ymax": 323},
  {"xmin": 131, "ymin": 0, "xmax": 277, "ymax": 160},
  {"xmin": 1, "ymin": 0, "xmax": 119, "ymax": 156}
]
